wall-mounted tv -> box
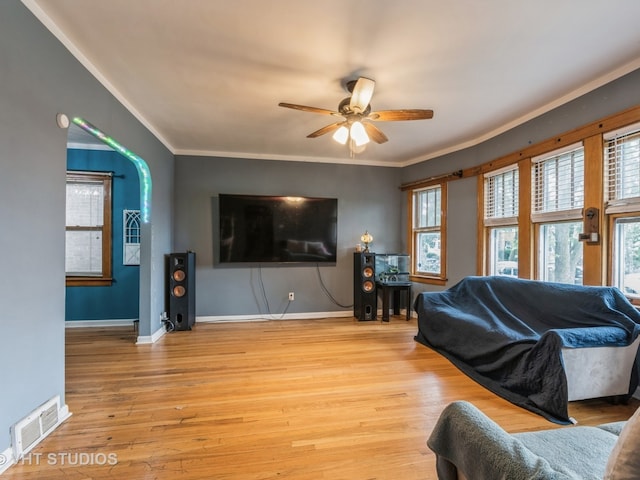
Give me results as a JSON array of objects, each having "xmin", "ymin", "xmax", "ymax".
[{"xmin": 218, "ymin": 194, "xmax": 338, "ymax": 264}]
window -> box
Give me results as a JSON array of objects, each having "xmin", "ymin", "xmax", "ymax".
[
  {"xmin": 605, "ymin": 124, "xmax": 640, "ymax": 211},
  {"xmin": 484, "ymin": 167, "xmax": 519, "ymax": 276},
  {"xmin": 612, "ymin": 216, "xmax": 640, "ymax": 297},
  {"xmin": 411, "ymin": 183, "xmax": 446, "ymax": 281},
  {"xmin": 65, "ymin": 171, "xmax": 112, "ymax": 286},
  {"xmin": 531, "ymin": 144, "xmax": 584, "ymax": 284},
  {"xmin": 475, "ymin": 108, "xmax": 640, "ymax": 289},
  {"xmin": 606, "ymin": 123, "xmax": 640, "ymax": 296}
]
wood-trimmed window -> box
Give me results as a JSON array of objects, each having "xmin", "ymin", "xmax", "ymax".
[
  {"xmin": 483, "ymin": 166, "xmax": 519, "ymax": 276},
  {"xmin": 531, "ymin": 144, "xmax": 584, "ymax": 284},
  {"xmin": 409, "ymin": 182, "xmax": 447, "ymax": 284},
  {"xmin": 475, "ymin": 106, "xmax": 640, "ymax": 289},
  {"xmin": 65, "ymin": 171, "xmax": 113, "ymax": 286},
  {"xmin": 605, "ymin": 122, "xmax": 640, "ymax": 298}
]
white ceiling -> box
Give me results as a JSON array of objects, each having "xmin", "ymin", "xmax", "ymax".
[{"xmin": 24, "ymin": 0, "xmax": 640, "ymax": 166}]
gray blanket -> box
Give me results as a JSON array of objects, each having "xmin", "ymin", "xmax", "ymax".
[{"xmin": 427, "ymin": 401, "xmax": 621, "ymax": 480}]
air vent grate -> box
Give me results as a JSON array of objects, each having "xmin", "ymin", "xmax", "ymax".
[{"xmin": 11, "ymin": 396, "xmax": 62, "ymax": 459}]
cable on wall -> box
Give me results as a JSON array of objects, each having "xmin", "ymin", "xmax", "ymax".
[
  {"xmin": 315, "ymin": 264, "xmax": 353, "ymax": 309},
  {"xmin": 256, "ymin": 266, "xmax": 292, "ymax": 320}
]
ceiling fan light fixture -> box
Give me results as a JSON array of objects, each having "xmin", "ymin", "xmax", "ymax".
[
  {"xmin": 278, "ymin": 76, "xmax": 434, "ymax": 154},
  {"xmin": 332, "ymin": 125, "xmax": 349, "ymax": 145},
  {"xmin": 350, "ymin": 121, "xmax": 369, "ymax": 147}
]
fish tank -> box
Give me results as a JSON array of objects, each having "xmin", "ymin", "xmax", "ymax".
[{"xmin": 375, "ymin": 253, "xmax": 410, "ymax": 283}]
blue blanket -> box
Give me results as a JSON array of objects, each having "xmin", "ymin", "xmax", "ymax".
[{"xmin": 414, "ymin": 276, "xmax": 640, "ymax": 424}]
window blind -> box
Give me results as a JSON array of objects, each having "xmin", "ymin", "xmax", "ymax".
[
  {"xmin": 414, "ymin": 186, "xmax": 441, "ymax": 228},
  {"xmin": 66, "ymin": 181, "xmax": 104, "ymax": 227},
  {"xmin": 531, "ymin": 145, "xmax": 584, "ymax": 222},
  {"xmin": 605, "ymin": 123, "xmax": 640, "ymax": 213},
  {"xmin": 484, "ymin": 167, "xmax": 518, "ymax": 226}
]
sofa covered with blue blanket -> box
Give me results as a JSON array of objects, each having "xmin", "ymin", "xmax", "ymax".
[{"xmin": 414, "ymin": 276, "xmax": 640, "ymax": 424}]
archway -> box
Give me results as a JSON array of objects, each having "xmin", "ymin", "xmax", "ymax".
[{"xmin": 66, "ymin": 117, "xmax": 153, "ymax": 340}]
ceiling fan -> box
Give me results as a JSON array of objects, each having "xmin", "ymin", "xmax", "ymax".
[{"xmin": 278, "ymin": 77, "xmax": 434, "ymax": 155}]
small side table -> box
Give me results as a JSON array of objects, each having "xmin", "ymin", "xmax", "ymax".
[{"xmin": 376, "ymin": 281, "xmax": 412, "ymax": 322}]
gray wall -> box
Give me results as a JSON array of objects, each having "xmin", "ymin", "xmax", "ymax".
[
  {"xmin": 174, "ymin": 156, "xmax": 404, "ymax": 317},
  {"xmin": 401, "ymin": 67, "xmax": 640, "ymax": 296},
  {"xmin": 0, "ymin": 0, "xmax": 174, "ymax": 454}
]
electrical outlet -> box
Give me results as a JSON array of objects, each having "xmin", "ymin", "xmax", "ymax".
[{"xmin": 288, "ymin": 292, "xmax": 295, "ymax": 301}]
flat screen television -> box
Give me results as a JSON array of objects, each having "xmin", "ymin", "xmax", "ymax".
[{"xmin": 217, "ymin": 194, "xmax": 338, "ymax": 264}]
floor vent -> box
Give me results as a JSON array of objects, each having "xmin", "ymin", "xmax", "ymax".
[{"xmin": 10, "ymin": 396, "xmax": 62, "ymax": 459}]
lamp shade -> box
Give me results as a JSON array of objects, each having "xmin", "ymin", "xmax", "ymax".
[
  {"xmin": 332, "ymin": 125, "xmax": 349, "ymax": 145},
  {"xmin": 350, "ymin": 121, "xmax": 370, "ymax": 147}
]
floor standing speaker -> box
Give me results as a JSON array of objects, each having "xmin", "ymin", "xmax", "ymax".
[
  {"xmin": 167, "ymin": 251, "xmax": 196, "ymax": 331},
  {"xmin": 353, "ymin": 252, "xmax": 377, "ymax": 321}
]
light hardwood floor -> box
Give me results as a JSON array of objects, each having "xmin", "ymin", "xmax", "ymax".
[{"xmin": 5, "ymin": 316, "xmax": 639, "ymax": 479}]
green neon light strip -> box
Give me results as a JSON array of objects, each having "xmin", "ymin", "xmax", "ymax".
[{"xmin": 72, "ymin": 117, "xmax": 152, "ymax": 223}]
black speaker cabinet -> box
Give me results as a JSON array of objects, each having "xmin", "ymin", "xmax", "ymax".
[
  {"xmin": 353, "ymin": 252, "xmax": 377, "ymax": 321},
  {"xmin": 166, "ymin": 251, "xmax": 196, "ymax": 331}
]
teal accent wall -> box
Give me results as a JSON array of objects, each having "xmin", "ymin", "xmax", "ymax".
[{"xmin": 66, "ymin": 148, "xmax": 140, "ymax": 321}]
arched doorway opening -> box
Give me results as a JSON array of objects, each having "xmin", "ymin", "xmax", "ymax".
[{"xmin": 65, "ymin": 117, "xmax": 152, "ymax": 341}]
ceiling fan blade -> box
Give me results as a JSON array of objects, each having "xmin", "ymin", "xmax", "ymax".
[
  {"xmin": 349, "ymin": 77, "xmax": 375, "ymax": 113},
  {"xmin": 307, "ymin": 122, "xmax": 345, "ymax": 138},
  {"xmin": 363, "ymin": 122, "xmax": 388, "ymax": 144},
  {"xmin": 278, "ymin": 102, "xmax": 339, "ymax": 116},
  {"xmin": 369, "ymin": 109, "xmax": 434, "ymax": 121}
]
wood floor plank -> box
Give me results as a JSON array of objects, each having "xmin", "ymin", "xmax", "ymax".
[{"xmin": 4, "ymin": 317, "xmax": 638, "ymax": 479}]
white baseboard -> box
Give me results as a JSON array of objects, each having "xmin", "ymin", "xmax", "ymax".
[
  {"xmin": 136, "ymin": 324, "xmax": 167, "ymax": 344},
  {"xmin": 0, "ymin": 445, "xmax": 13, "ymax": 475},
  {"xmin": 65, "ymin": 319, "xmax": 138, "ymax": 328},
  {"xmin": 197, "ymin": 310, "xmax": 354, "ymax": 323},
  {"xmin": 64, "ymin": 319, "xmax": 165, "ymax": 344}
]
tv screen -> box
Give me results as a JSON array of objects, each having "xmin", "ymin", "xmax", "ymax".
[{"xmin": 218, "ymin": 194, "xmax": 338, "ymax": 264}]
